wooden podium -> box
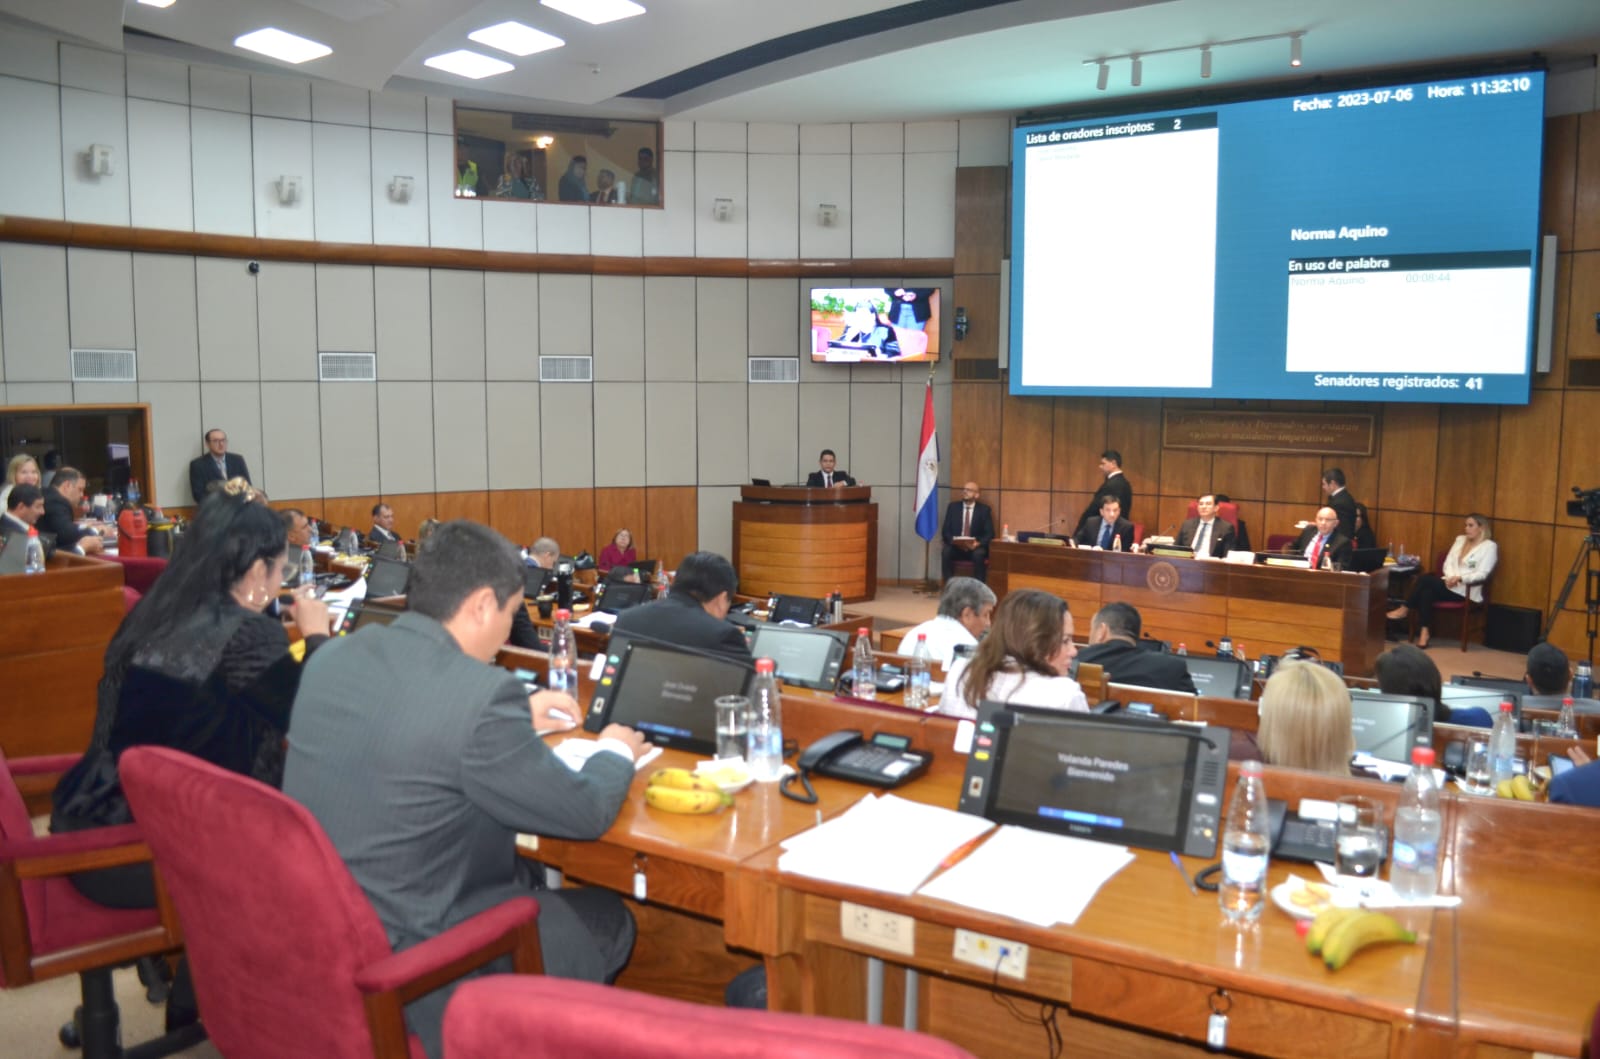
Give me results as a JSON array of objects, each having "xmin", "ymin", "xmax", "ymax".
[
  {"xmin": 0, "ymin": 554, "xmax": 124, "ymax": 757},
  {"xmin": 731, "ymin": 486, "xmax": 877, "ymax": 603}
]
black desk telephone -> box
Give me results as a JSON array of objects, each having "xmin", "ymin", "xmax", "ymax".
[{"xmin": 780, "ymin": 730, "xmax": 934, "ymax": 804}]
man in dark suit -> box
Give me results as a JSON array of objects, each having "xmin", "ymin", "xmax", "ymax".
[
  {"xmin": 1176, "ymin": 494, "xmax": 1237, "ymax": 559},
  {"xmin": 1291, "ymin": 506, "xmax": 1354, "ymax": 569},
  {"xmin": 804, "ymin": 449, "xmax": 855, "ymax": 488},
  {"xmin": 40, "ymin": 468, "xmax": 103, "ymax": 555},
  {"xmin": 611, "ymin": 551, "xmax": 752, "ymax": 663},
  {"xmin": 284, "ymin": 521, "xmax": 649, "ymax": 1057},
  {"xmin": 1076, "ymin": 449, "xmax": 1132, "ymax": 532},
  {"xmin": 369, "ymin": 503, "xmax": 401, "ymax": 545},
  {"xmin": 1075, "ymin": 495, "xmax": 1135, "ymax": 551},
  {"xmin": 188, "ymin": 428, "xmax": 251, "ymax": 504},
  {"xmin": 1, "ymin": 483, "xmax": 47, "ymax": 553},
  {"xmin": 1321, "ymin": 467, "xmax": 1357, "ymax": 541},
  {"xmin": 941, "ymin": 480, "xmax": 996, "ymax": 582},
  {"xmin": 1076, "ymin": 602, "xmax": 1197, "ymax": 693}
]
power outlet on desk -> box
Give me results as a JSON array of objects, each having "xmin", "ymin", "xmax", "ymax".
[
  {"xmin": 840, "ymin": 901, "xmax": 916, "ymax": 956},
  {"xmin": 952, "ymin": 928, "xmax": 1029, "ymax": 979}
]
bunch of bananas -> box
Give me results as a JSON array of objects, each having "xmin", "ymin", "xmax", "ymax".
[
  {"xmin": 1494, "ymin": 774, "xmax": 1537, "ymax": 801},
  {"xmin": 1306, "ymin": 907, "xmax": 1416, "ymax": 971},
  {"xmin": 643, "ymin": 768, "xmax": 734, "ymax": 815}
]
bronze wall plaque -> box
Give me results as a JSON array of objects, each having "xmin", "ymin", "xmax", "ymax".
[{"xmin": 1162, "ymin": 410, "xmax": 1375, "ymax": 456}]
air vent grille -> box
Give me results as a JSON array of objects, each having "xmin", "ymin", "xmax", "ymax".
[
  {"xmin": 71, "ymin": 348, "xmax": 136, "ymax": 382},
  {"xmin": 318, "ymin": 352, "xmax": 376, "ymax": 381},
  {"xmin": 540, "ymin": 356, "xmax": 593, "ymax": 383},
  {"xmin": 749, "ymin": 357, "xmax": 800, "ymax": 383}
]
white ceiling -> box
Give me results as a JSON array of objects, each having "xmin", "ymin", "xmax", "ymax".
[{"xmin": 2, "ymin": 0, "xmax": 1598, "ymax": 122}]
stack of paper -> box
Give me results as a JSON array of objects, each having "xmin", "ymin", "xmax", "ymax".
[
  {"xmin": 918, "ymin": 825, "xmax": 1135, "ymax": 927},
  {"xmin": 778, "ymin": 793, "xmax": 995, "ymax": 896}
]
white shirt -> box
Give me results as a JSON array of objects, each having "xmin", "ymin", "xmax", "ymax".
[
  {"xmin": 897, "ymin": 615, "xmax": 976, "ymax": 669},
  {"xmin": 937, "ymin": 656, "xmax": 1089, "ymax": 720}
]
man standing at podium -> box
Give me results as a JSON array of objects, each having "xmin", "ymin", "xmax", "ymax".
[
  {"xmin": 805, "ymin": 449, "xmax": 855, "ymax": 488},
  {"xmin": 941, "ymin": 481, "xmax": 995, "ymax": 583}
]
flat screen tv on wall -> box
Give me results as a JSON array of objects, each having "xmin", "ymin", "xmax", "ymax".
[{"xmin": 808, "ymin": 286, "xmax": 941, "ymax": 364}]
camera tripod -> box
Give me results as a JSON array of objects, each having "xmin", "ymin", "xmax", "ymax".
[{"xmin": 1545, "ymin": 531, "xmax": 1599, "ymax": 665}]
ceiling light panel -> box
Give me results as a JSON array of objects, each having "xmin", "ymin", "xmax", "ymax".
[
  {"xmin": 468, "ymin": 21, "xmax": 564, "ymax": 56},
  {"xmin": 423, "ymin": 49, "xmax": 515, "ymax": 79},
  {"xmin": 234, "ymin": 28, "xmax": 333, "ymax": 64},
  {"xmin": 136, "ymin": 0, "xmax": 177, "ymax": 8},
  {"xmin": 540, "ymin": 0, "xmax": 646, "ymax": 26}
]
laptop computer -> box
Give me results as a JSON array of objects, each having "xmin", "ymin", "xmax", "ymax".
[
  {"xmin": 364, "ymin": 555, "xmax": 411, "ymax": 598},
  {"xmin": 750, "ymin": 478, "xmax": 773, "ymax": 487}
]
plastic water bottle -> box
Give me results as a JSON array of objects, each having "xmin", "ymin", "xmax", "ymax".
[
  {"xmin": 1559, "ymin": 697, "xmax": 1578, "ymax": 738},
  {"xmin": 1573, "ymin": 661, "xmax": 1593, "ymax": 700},
  {"xmin": 747, "ymin": 658, "xmax": 784, "ymax": 782},
  {"xmin": 1391, "ymin": 746, "xmax": 1441, "ymax": 901},
  {"xmin": 852, "ymin": 628, "xmax": 876, "ymax": 699},
  {"xmin": 23, "ymin": 527, "xmax": 45, "ymax": 575},
  {"xmin": 1489, "ymin": 700, "xmax": 1518, "ymax": 785},
  {"xmin": 1176, "ymin": 642, "xmax": 1188, "ymax": 657},
  {"xmin": 906, "ymin": 634, "xmax": 932, "ymax": 710},
  {"xmin": 126, "ymin": 478, "xmax": 142, "ymax": 508},
  {"xmin": 298, "ymin": 546, "xmax": 315, "ymax": 587},
  {"xmin": 1219, "ymin": 760, "xmax": 1270, "ymax": 924},
  {"xmin": 766, "ymin": 591, "xmax": 778, "ymax": 616},
  {"xmin": 1217, "ymin": 636, "xmax": 1234, "ymax": 659},
  {"xmin": 655, "ymin": 566, "xmax": 669, "ymax": 599},
  {"xmin": 547, "ymin": 608, "xmax": 578, "ymax": 696}
]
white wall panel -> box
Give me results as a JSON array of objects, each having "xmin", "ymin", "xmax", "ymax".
[
  {"xmin": 645, "ymin": 382, "xmax": 696, "ymax": 485},
  {"xmin": 539, "ymin": 383, "xmax": 594, "ymax": 489},
  {"xmin": 697, "ymin": 381, "xmax": 747, "ymax": 485},
  {"xmin": 589, "ymin": 205, "xmax": 641, "ymax": 258},
  {"xmin": 132, "ymin": 253, "xmax": 199, "ymax": 380},
  {"xmin": 315, "ymin": 265, "xmax": 376, "ymax": 352},
  {"xmin": 67, "ymin": 248, "xmax": 134, "ymax": 349},
  {"xmin": 696, "ymin": 486, "xmax": 738, "ymax": 557},
  {"xmin": 534, "ymin": 202, "xmax": 588, "ymax": 255},
  {"xmin": 432, "ymin": 381, "xmax": 489, "ymax": 491},
  {"xmin": 643, "ymin": 277, "xmax": 695, "ymax": 381},
  {"xmin": 1, "ymin": 244, "xmax": 68, "ymax": 381},
  {"xmin": 252, "ymin": 116, "xmax": 314, "ymax": 240},
  {"xmin": 959, "ymin": 117, "xmax": 1011, "ymax": 166},
  {"xmin": 483, "ymin": 200, "xmax": 539, "ymax": 253},
  {"xmin": 797, "ymin": 382, "xmax": 851, "ymax": 476},
  {"xmin": 311, "ymin": 82, "xmax": 368, "ymax": 127},
  {"xmin": 198, "ymin": 382, "xmax": 263, "ymax": 501},
  {"xmin": 799, "ymin": 154, "xmax": 850, "ymax": 259},
  {"xmin": 695, "ymin": 278, "xmax": 748, "ymax": 381},
  {"xmin": 0, "ymin": 23, "xmax": 58, "ymax": 82},
  {"xmin": 61, "ymin": 87, "xmax": 130, "ymax": 226},
  {"xmin": 800, "ymin": 124, "xmax": 850, "ymax": 154},
  {"xmin": 538, "ymin": 274, "xmax": 592, "ymax": 357},
  {"xmin": 749, "ymin": 123, "xmax": 798, "ymax": 154},
  {"xmin": 849, "ymin": 378, "xmax": 901, "ymax": 485},
  {"xmin": 852, "ymin": 123, "xmax": 904, "ymax": 154},
  {"xmin": 747, "ymin": 383, "xmax": 798, "ymax": 485},
  {"xmin": 486, "ymin": 382, "xmax": 541, "ymax": 489},
  {"xmin": 376, "ymin": 382, "xmax": 435, "ymax": 495},
  {"xmin": 190, "ymin": 108, "xmax": 253, "ymax": 235},
  {"xmin": 312, "ymin": 122, "xmax": 373, "ymax": 244},
  {"xmin": 59, "ymin": 45, "xmax": 122, "ymax": 95},
  {"xmin": 374, "ymin": 267, "xmax": 431, "ymax": 379},
  {"xmin": 875, "ymin": 486, "xmax": 902, "ymax": 580},
  {"xmin": 427, "ymin": 133, "xmax": 482, "ymax": 249},
  {"xmin": 484, "ymin": 272, "xmax": 540, "ymax": 380},
  {"xmin": 850, "ymin": 154, "xmax": 903, "ymax": 258},
  {"xmin": 371, "ymin": 90, "xmax": 425, "ymax": 132},
  {"xmin": 189, "ymin": 67, "xmax": 249, "ymax": 114},
  {"xmin": 127, "ymin": 99, "xmax": 193, "ymax": 231},
  {"xmin": 0, "ymin": 77, "xmax": 63, "ymax": 221},
  {"xmin": 430, "ymin": 269, "xmax": 486, "ymax": 379},
  {"xmin": 320, "ymin": 382, "xmax": 378, "ymax": 496},
  {"xmin": 591, "ymin": 276, "xmax": 643, "ymax": 381},
  {"xmin": 139, "ymin": 381, "xmax": 201, "ymax": 508},
  {"xmin": 748, "ymin": 278, "xmax": 801, "ymax": 361},
  {"xmin": 7, "ymin": 382, "xmax": 72, "ymax": 403},
  {"xmin": 662, "ymin": 120, "xmax": 692, "ymax": 151},
  {"xmin": 197, "ymin": 256, "xmax": 259, "ymax": 381},
  {"xmin": 747, "ymin": 153, "xmax": 798, "ymax": 260},
  {"xmin": 642, "ymin": 151, "xmax": 693, "ymax": 257},
  {"xmin": 126, "ymin": 54, "xmax": 188, "ymax": 105},
  {"xmin": 695, "ymin": 122, "xmax": 746, "ymax": 153},
  {"xmin": 73, "ymin": 381, "xmax": 137, "ymax": 404},
  {"xmin": 905, "ymin": 121, "xmax": 958, "ymax": 153},
  {"xmin": 259, "ymin": 385, "xmax": 324, "ymax": 502},
  {"xmin": 904, "ymin": 150, "xmax": 956, "ymax": 259},
  {"xmin": 370, "ymin": 129, "xmax": 429, "ymax": 246},
  {"xmin": 256, "ymin": 262, "xmax": 318, "ymax": 380},
  {"xmin": 425, "ymin": 96, "xmax": 453, "ymax": 134},
  {"xmin": 593, "ymin": 382, "xmax": 645, "ymax": 487},
  {"xmin": 251, "ymin": 74, "xmax": 310, "ymax": 121},
  {"xmin": 694, "ymin": 152, "xmax": 746, "ymax": 259}
]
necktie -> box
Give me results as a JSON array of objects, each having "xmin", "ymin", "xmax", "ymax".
[
  {"xmin": 824, "ymin": 472, "xmax": 831, "ymax": 487},
  {"xmin": 1194, "ymin": 521, "xmax": 1210, "ymax": 557},
  {"xmin": 215, "ymin": 456, "xmax": 227, "ymax": 478},
  {"xmin": 1311, "ymin": 536, "xmax": 1325, "ymax": 569},
  {"xmin": 1100, "ymin": 522, "xmax": 1112, "ymax": 549},
  {"xmin": 962, "ymin": 504, "xmax": 971, "ymax": 537}
]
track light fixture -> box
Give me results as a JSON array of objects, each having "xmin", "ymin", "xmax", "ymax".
[{"xmin": 1086, "ymin": 29, "xmax": 1307, "ymax": 90}]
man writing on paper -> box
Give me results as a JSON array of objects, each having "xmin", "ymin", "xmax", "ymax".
[
  {"xmin": 1176, "ymin": 494, "xmax": 1236, "ymax": 559},
  {"xmin": 1291, "ymin": 507, "xmax": 1353, "ymax": 570},
  {"xmin": 941, "ymin": 481, "xmax": 995, "ymax": 582},
  {"xmin": 285, "ymin": 521, "xmax": 650, "ymax": 1059}
]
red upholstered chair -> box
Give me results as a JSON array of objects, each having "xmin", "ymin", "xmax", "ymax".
[
  {"xmin": 119, "ymin": 746, "xmax": 544, "ymax": 1059},
  {"xmin": 1411, "ymin": 549, "xmax": 1492, "ymax": 652},
  {"xmin": 104, "ymin": 554, "xmax": 168, "ymax": 614},
  {"xmin": 1185, "ymin": 499, "xmax": 1240, "ymax": 528},
  {"xmin": 0, "ymin": 747, "xmax": 200, "ymax": 1059},
  {"xmin": 1266, "ymin": 533, "xmax": 1298, "ymax": 553},
  {"xmin": 443, "ymin": 975, "xmax": 980, "ymax": 1059},
  {"xmin": 1132, "ymin": 522, "xmax": 1145, "ymax": 546}
]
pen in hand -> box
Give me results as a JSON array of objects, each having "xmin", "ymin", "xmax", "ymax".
[{"xmin": 1169, "ymin": 851, "xmax": 1198, "ymax": 896}]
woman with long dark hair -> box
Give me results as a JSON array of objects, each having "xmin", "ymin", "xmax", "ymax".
[{"xmin": 936, "ymin": 588, "xmax": 1088, "ymax": 718}]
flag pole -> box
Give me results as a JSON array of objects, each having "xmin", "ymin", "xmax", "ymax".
[{"xmin": 917, "ymin": 362, "xmax": 941, "ymax": 596}]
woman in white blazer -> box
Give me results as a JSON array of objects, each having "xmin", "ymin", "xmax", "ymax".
[{"xmin": 1387, "ymin": 513, "xmax": 1498, "ymax": 648}]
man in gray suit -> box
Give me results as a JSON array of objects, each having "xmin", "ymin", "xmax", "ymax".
[{"xmin": 285, "ymin": 520, "xmax": 649, "ymax": 1058}]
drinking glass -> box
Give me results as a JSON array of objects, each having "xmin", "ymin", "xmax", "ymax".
[
  {"xmin": 1334, "ymin": 795, "xmax": 1385, "ymax": 878},
  {"xmin": 714, "ymin": 695, "xmax": 750, "ymax": 762},
  {"xmin": 1464, "ymin": 740, "xmax": 1492, "ymax": 794}
]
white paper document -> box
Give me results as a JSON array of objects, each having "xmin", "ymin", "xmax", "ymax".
[
  {"xmin": 917, "ymin": 825, "xmax": 1135, "ymax": 927},
  {"xmin": 777, "ymin": 793, "xmax": 995, "ymax": 896},
  {"xmin": 551, "ymin": 739, "xmax": 662, "ymax": 773}
]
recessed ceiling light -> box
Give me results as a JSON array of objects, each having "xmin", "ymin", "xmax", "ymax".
[
  {"xmin": 136, "ymin": 0, "xmax": 177, "ymax": 8},
  {"xmin": 423, "ymin": 49, "xmax": 515, "ymax": 80},
  {"xmin": 468, "ymin": 21, "xmax": 564, "ymax": 56},
  {"xmin": 234, "ymin": 28, "xmax": 332, "ymax": 64},
  {"xmin": 540, "ymin": 0, "xmax": 645, "ymax": 27}
]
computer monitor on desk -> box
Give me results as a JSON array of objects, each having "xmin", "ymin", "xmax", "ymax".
[
  {"xmin": 583, "ymin": 641, "xmax": 752, "ymax": 754},
  {"xmin": 749, "ymin": 624, "xmax": 847, "ymax": 691},
  {"xmin": 1348, "ymin": 690, "xmax": 1433, "ymax": 765},
  {"xmin": 1182, "ymin": 656, "xmax": 1252, "ymax": 700}
]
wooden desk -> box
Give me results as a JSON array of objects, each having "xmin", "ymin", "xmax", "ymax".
[
  {"xmin": 732, "ymin": 486, "xmax": 878, "ymax": 603},
  {"xmin": 988, "ymin": 542, "xmax": 1390, "ymax": 675}
]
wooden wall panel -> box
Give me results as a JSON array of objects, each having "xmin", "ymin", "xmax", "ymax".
[
  {"xmin": 1574, "ymin": 112, "xmax": 1600, "ymax": 252},
  {"xmin": 645, "ymin": 486, "xmax": 698, "ymax": 570},
  {"xmin": 953, "ymin": 167, "xmax": 1007, "ymax": 275},
  {"xmin": 1375, "ymin": 404, "xmax": 1438, "ymax": 515},
  {"xmin": 1261, "ymin": 503, "xmax": 1310, "ymax": 549},
  {"xmin": 1106, "ymin": 399, "xmax": 1161, "ymax": 513},
  {"xmin": 1493, "ymin": 389, "xmax": 1561, "ymax": 524},
  {"xmin": 949, "ymin": 381, "xmax": 1001, "ymax": 492},
  {"xmin": 1383, "ymin": 512, "xmax": 1435, "ymax": 566},
  {"xmin": 322, "ymin": 495, "xmax": 380, "ymax": 533},
  {"xmin": 950, "ymin": 275, "xmax": 1000, "ymax": 360},
  {"xmin": 1051, "ymin": 397, "xmax": 1107, "ymax": 492},
  {"xmin": 1543, "ymin": 113, "xmax": 1579, "ymax": 249},
  {"xmin": 1051, "ymin": 490, "xmax": 1094, "ymax": 535},
  {"xmin": 382, "ymin": 493, "xmax": 437, "ymax": 538},
  {"xmin": 1211, "ymin": 450, "xmax": 1266, "ymax": 504},
  {"xmin": 994, "ymin": 490, "xmax": 1050, "ymax": 541},
  {"xmin": 1433, "ymin": 405, "xmax": 1495, "ymax": 517},
  {"xmin": 1561, "ymin": 252, "xmax": 1600, "ymax": 362},
  {"xmin": 487, "ymin": 489, "xmax": 542, "ymax": 546},
  {"xmin": 594, "ymin": 487, "xmax": 647, "ymax": 559},
  {"xmin": 1264, "ymin": 454, "xmax": 1322, "ymax": 505},
  {"xmin": 1556, "ymin": 389, "xmax": 1600, "ymax": 525},
  {"xmin": 1157, "ymin": 448, "xmax": 1211, "ymax": 501},
  {"xmin": 541, "ymin": 488, "xmax": 596, "ymax": 556},
  {"xmin": 999, "ymin": 393, "xmax": 1053, "ymax": 490},
  {"xmin": 436, "ymin": 490, "xmax": 489, "ymax": 526},
  {"xmin": 1488, "ymin": 518, "xmax": 1555, "ymax": 613}
]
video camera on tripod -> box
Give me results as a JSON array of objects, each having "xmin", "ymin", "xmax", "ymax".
[
  {"xmin": 1548, "ymin": 486, "xmax": 1600, "ymax": 662},
  {"xmin": 1567, "ymin": 486, "xmax": 1600, "ymax": 533}
]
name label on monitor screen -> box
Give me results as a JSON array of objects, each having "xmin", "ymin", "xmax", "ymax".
[{"xmin": 584, "ymin": 641, "xmax": 751, "ymax": 754}]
